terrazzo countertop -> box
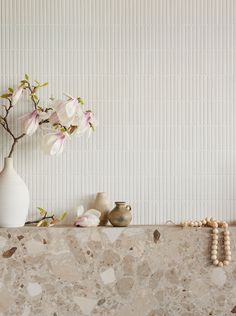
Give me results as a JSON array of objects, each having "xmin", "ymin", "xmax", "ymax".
[{"xmin": 0, "ymin": 225, "xmax": 235, "ymax": 316}]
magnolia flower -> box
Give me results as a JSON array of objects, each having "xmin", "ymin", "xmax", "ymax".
[
  {"xmin": 53, "ymin": 97, "xmax": 83, "ymax": 127},
  {"xmin": 49, "ymin": 111, "xmax": 60, "ymax": 125},
  {"xmin": 11, "ymin": 86, "xmax": 23, "ymax": 105},
  {"xmin": 42, "ymin": 132, "xmax": 68, "ymax": 155},
  {"xmin": 75, "ymin": 205, "xmax": 100, "ymax": 227},
  {"xmin": 21, "ymin": 110, "xmax": 40, "ymax": 136},
  {"xmin": 77, "ymin": 111, "xmax": 97, "ymax": 136}
]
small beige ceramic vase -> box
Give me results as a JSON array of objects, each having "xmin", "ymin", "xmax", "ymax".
[
  {"xmin": 108, "ymin": 202, "xmax": 132, "ymax": 227},
  {"xmin": 94, "ymin": 192, "xmax": 110, "ymax": 226}
]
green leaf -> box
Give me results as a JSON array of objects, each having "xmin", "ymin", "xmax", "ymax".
[
  {"xmin": 24, "ymin": 73, "xmax": 29, "ymax": 80},
  {"xmin": 34, "ymin": 80, "xmax": 40, "ymax": 85},
  {"xmin": 0, "ymin": 93, "xmax": 11, "ymax": 99},
  {"xmin": 37, "ymin": 219, "xmax": 49, "ymax": 227},
  {"xmin": 41, "ymin": 82, "xmax": 48, "ymax": 87},
  {"xmin": 31, "ymin": 94, "xmax": 38, "ymax": 101},
  {"xmin": 59, "ymin": 211, "xmax": 67, "ymax": 221},
  {"xmin": 77, "ymin": 97, "xmax": 84, "ymax": 105},
  {"xmin": 20, "ymin": 80, "xmax": 28, "ymax": 84},
  {"xmin": 8, "ymin": 87, "xmax": 14, "ymax": 93},
  {"xmin": 37, "ymin": 207, "xmax": 47, "ymax": 217}
]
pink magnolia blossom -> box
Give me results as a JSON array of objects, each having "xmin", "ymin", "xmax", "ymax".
[
  {"xmin": 42, "ymin": 132, "xmax": 67, "ymax": 155},
  {"xmin": 74, "ymin": 206, "xmax": 100, "ymax": 227},
  {"xmin": 77, "ymin": 111, "xmax": 97, "ymax": 136},
  {"xmin": 21, "ymin": 110, "xmax": 40, "ymax": 136},
  {"xmin": 75, "ymin": 213, "xmax": 100, "ymax": 227},
  {"xmin": 11, "ymin": 86, "xmax": 23, "ymax": 106}
]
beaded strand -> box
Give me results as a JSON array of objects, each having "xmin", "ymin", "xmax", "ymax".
[{"xmin": 180, "ymin": 218, "xmax": 231, "ymax": 267}]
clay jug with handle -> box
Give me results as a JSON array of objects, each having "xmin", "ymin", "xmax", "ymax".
[{"xmin": 108, "ymin": 201, "xmax": 132, "ymax": 227}]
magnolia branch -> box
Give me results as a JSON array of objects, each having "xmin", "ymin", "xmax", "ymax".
[
  {"xmin": 25, "ymin": 211, "xmax": 54, "ymax": 225},
  {"xmin": 25, "ymin": 83, "xmax": 39, "ymax": 110},
  {"xmin": 0, "ymin": 99, "xmax": 26, "ymax": 157},
  {"xmin": 0, "ymin": 74, "xmax": 95, "ymax": 157},
  {"xmin": 0, "ymin": 77, "xmax": 50, "ymax": 157}
]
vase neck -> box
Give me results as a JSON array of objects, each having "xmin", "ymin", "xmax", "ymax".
[
  {"xmin": 115, "ymin": 202, "xmax": 126, "ymax": 207},
  {"xmin": 4, "ymin": 157, "xmax": 13, "ymax": 170},
  {"xmin": 96, "ymin": 192, "xmax": 107, "ymax": 199}
]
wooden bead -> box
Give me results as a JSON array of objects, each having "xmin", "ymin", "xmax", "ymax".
[
  {"xmin": 212, "ymin": 234, "xmax": 218, "ymax": 240},
  {"xmin": 224, "ymin": 240, "xmax": 230, "ymax": 246},
  {"xmin": 202, "ymin": 219, "xmax": 207, "ymax": 225},
  {"xmin": 211, "ymin": 250, "xmax": 217, "ymax": 255},
  {"xmin": 224, "ymin": 235, "xmax": 230, "ymax": 241},
  {"xmin": 211, "ymin": 255, "xmax": 217, "ymax": 260},
  {"xmin": 225, "ymin": 245, "xmax": 230, "ymax": 251},
  {"xmin": 212, "ymin": 240, "xmax": 218, "ymax": 245},
  {"xmin": 213, "ymin": 228, "xmax": 218, "ymax": 234},
  {"xmin": 212, "ymin": 222, "xmax": 218, "ymax": 228},
  {"xmin": 222, "ymin": 222, "xmax": 228, "ymax": 228},
  {"xmin": 218, "ymin": 261, "xmax": 224, "ymax": 267},
  {"xmin": 223, "ymin": 231, "xmax": 229, "ymax": 236},
  {"xmin": 211, "ymin": 245, "xmax": 217, "ymax": 250},
  {"xmin": 225, "ymin": 250, "xmax": 231, "ymax": 256},
  {"xmin": 213, "ymin": 259, "xmax": 219, "ymax": 266},
  {"xmin": 226, "ymin": 255, "xmax": 232, "ymax": 261},
  {"xmin": 223, "ymin": 260, "xmax": 229, "ymax": 266}
]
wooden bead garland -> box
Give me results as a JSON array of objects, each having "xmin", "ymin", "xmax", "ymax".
[{"xmin": 180, "ymin": 218, "xmax": 231, "ymax": 267}]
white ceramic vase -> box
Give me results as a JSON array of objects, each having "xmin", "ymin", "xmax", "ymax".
[{"xmin": 0, "ymin": 157, "xmax": 29, "ymax": 227}]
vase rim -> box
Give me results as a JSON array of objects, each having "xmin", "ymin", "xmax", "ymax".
[{"xmin": 115, "ymin": 201, "xmax": 126, "ymax": 205}]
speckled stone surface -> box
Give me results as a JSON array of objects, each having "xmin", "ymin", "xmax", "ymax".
[{"xmin": 0, "ymin": 225, "xmax": 235, "ymax": 316}]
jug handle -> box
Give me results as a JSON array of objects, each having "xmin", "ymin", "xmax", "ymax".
[{"xmin": 126, "ymin": 205, "xmax": 131, "ymax": 211}]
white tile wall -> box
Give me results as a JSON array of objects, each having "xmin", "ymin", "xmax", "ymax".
[{"xmin": 0, "ymin": 0, "xmax": 236, "ymax": 224}]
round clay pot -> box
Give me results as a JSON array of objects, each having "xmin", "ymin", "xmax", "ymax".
[{"xmin": 108, "ymin": 202, "xmax": 132, "ymax": 227}]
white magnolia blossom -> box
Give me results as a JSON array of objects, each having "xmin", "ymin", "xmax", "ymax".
[
  {"xmin": 53, "ymin": 98, "xmax": 83, "ymax": 127},
  {"xmin": 75, "ymin": 205, "xmax": 100, "ymax": 227},
  {"xmin": 49, "ymin": 111, "xmax": 60, "ymax": 125},
  {"xmin": 42, "ymin": 132, "xmax": 68, "ymax": 155},
  {"xmin": 21, "ymin": 110, "xmax": 40, "ymax": 136},
  {"xmin": 11, "ymin": 86, "xmax": 23, "ymax": 106}
]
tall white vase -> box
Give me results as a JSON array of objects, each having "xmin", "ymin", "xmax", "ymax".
[{"xmin": 0, "ymin": 157, "xmax": 29, "ymax": 227}]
